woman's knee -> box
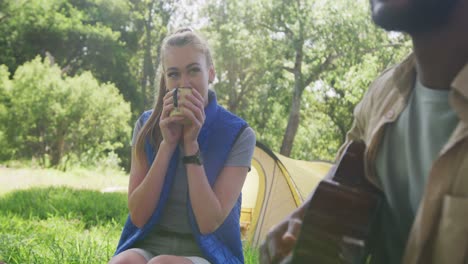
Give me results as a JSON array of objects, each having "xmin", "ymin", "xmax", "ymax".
[
  {"xmin": 148, "ymin": 255, "xmax": 192, "ymax": 264},
  {"xmin": 108, "ymin": 250, "xmax": 147, "ymax": 264}
]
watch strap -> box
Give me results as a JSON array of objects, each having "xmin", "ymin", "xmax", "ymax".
[{"xmin": 182, "ymin": 149, "xmax": 203, "ymax": 165}]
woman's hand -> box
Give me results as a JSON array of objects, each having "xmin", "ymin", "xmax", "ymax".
[
  {"xmin": 180, "ymin": 88, "xmax": 206, "ymax": 148},
  {"xmin": 160, "ymin": 89, "xmax": 184, "ymax": 147}
]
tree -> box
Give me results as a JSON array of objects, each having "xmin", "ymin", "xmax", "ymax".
[
  {"xmin": 131, "ymin": 0, "xmax": 179, "ymax": 112},
  {"xmin": 201, "ymin": 0, "xmax": 292, "ymax": 152},
  {"xmin": 256, "ymin": 0, "xmax": 408, "ymax": 156},
  {"xmin": 204, "ymin": 0, "xmax": 268, "ymax": 112}
]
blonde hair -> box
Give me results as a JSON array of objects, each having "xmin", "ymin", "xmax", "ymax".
[{"xmin": 133, "ymin": 28, "xmax": 214, "ymax": 164}]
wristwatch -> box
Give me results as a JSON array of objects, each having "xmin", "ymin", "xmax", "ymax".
[{"xmin": 182, "ymin": 149, "xmax": 203, "ymax": 165}]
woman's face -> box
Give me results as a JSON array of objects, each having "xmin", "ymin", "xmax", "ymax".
[{"xmin": 163, "ymin": 44, "xmax": 214, "ymax": 106}]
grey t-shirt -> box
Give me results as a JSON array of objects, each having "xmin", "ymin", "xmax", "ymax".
[
  {"xmin": 131, "ymin": 119, "xmax": 256, "ymax": 256},
  {"xmin": 374, "ymin": 79, "xmax": 458, "ymax": 263}
]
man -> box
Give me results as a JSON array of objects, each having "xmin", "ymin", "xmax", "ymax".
[{"xmin": 260, "ymin": 0, "xmax": 468, "ymax": 263}]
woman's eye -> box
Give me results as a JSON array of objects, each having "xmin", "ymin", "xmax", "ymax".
[
  {"xmin": 189, "ymin": 67, "xmax": 201, "ymax": 75},
  {"xmin": 167, "ymin": 72, "xmax": 179, "ymax": 79}
]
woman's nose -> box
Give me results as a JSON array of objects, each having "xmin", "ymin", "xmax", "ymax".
[{"xmin": 179, "ymin": 73, "xmax": 191, "ymax": 88}]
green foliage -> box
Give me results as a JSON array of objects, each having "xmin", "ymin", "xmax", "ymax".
[
  {"xmin": 0, "ymin": 65, "xmax": 13, "ymax": 160},
  {"xmin": 3, "ymin": 56, "xmax": 131, "ymax": 168},
  {"xmin": 0, "ymin": 0, "xmax": 413, "ymax": 166},
  {"xmin": 0, "ymin": 0, "xmax": 139, "ymax": 109},
  {"xmin": 203, "ymin": 0, "xmax": 293, "ymax": 152},
  {"xmin": 204, "ymin": 0, "xmax": 278, "ymax": 112},
  {"xmin": 202, "ymin": 0, "xmax": 410, "ymax": 159},
  {"xmin": 0, "ymin": 186, "xmax": 128, "ymax": 228},
  {"xmin": 292, "ymin": 109, "xmax": 339, "ymax": 161}
]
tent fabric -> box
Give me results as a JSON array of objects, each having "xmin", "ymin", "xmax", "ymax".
[{"xmin": 240, "ymin": 142, "xmax": 332, "ymax": 247}]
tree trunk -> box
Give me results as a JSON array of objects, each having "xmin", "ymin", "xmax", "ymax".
[
  {"xmin": 152, "ymin": 0, "xmax": 173, "ymax": 99},
  {"xmin": 280, "ymin": 89, "xmax": 302, "ymax": 156},
  {"xmin": 140, "ymin": 0, "xmax": 156, "ymax": 111},
  {"xmin": 280, "ymin": 39, "xmax": 304, "ymax": 157},
  {"xmin": 228, "ymin": 68, "xmax": 238, "ymax": 112},
  {"xmin": 50, "ymin": 132, "xmax": 65, "ymax": 167}
]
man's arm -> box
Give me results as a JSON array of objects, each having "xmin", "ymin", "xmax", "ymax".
[{"xmin": 259, "ymin": 108, "xmax": 369, "ymax": 263}]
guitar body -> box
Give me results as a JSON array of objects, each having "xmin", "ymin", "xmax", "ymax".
[{"xmin": 291, "ymin": 141, "xmax": 381, "ymax": 264}]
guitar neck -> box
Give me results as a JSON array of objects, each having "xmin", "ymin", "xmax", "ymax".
[
  {"xmin": 291, "ymin": 140, "xmax": 381, "ymax": 264},
  {"xmin": 333, "ymin": 140, "xmax": 376, "ymax": 192}
]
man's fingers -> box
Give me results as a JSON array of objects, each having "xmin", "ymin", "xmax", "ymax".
[
  {"xmin": 259, "ymin": 218, "xmax": 302, "ymax": 264},
  {"xmin": 276, "ymin": 218, "xmax": 302, "ymax": 259},
  {"xmin": 283, "ymin": 218, "xmax": 302, "ymax": 242},
  {"xmin": 259, "ymin": 225, "xmax": 284, "ymax": 264},
  {"xmin": 279, "ymin": 254, "xmax": 293, "ymax": 264}
]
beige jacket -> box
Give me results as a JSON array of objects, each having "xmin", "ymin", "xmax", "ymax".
[{"xmin": 341, "ymin": 54, "xmax": 468, "ymax": 263}]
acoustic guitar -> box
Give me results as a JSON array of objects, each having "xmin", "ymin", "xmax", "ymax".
[{"xmin": 290, "ymin": 140, "xmax": 381, "ymax": 264}]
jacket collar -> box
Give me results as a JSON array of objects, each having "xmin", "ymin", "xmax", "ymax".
[
  {"xmin": 202, "ymin": 89, "xmax": 218, "ymax": 130},
  {"xmin": 393, "ymin": 53, "xmax": 417, "ymax": 95},
  {"xmin": 451, "ymin": 63, "xmax": 468, "ymax": 123},
  {"xmin": 449, "ymin": 60, "xmax": 468, "ymax": 98},
  {"xmin": 392, "ymin": 53, "xmax": 468, "ymax": 123}
]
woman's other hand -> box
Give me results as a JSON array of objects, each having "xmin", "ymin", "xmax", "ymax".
[{"xmin": 180, "ymin": 88, "xmax": 206, "ymax": 147}]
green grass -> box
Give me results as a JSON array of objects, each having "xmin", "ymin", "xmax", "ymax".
[
  {"xmin": 243, "ymin": 244, "xmax": 260, "ymax": 264},
  {"xmin": 0, "ymin": 187, "xmax": 126, "ymax": 264},
  {"xmin": 0, "ymin": 214, "xmax": 120, "ymax": 264},
  {"xmin": 0, "ymin": 186, "xmax": 128, "ymax": 228},
  {"xmin": 0, "ymin": 167, "xmax": 259, "ymax": 264}
]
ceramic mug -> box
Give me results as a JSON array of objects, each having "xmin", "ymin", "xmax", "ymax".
[{"xmin": 169, "ymin": 87, "xmax": 192, "ymax": 123}]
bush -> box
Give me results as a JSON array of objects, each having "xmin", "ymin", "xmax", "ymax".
[{"xmin": 2, "ymin": 57, "xmax": 132, "ymax": 168}]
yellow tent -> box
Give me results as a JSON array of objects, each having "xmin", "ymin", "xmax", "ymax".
[{"xmin": 240, "ymin": 142, "xmax": 332, "ymax": 247}]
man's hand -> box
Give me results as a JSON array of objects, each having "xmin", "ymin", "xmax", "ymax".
[{"xmin": 259, "ymin": 208, "xmax": 305, "ymax": 264}]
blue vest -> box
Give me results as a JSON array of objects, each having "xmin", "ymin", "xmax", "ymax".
[{"xmin": 115, "ymin": 91, "xmax": 247, "ymax": 264}]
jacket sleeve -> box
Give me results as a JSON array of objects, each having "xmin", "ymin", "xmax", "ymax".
[{"xmin": 334, "ymin": 83, "xmax": 374, "ymax": 162}]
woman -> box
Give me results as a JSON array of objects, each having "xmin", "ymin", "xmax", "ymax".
[{"xmin": 109, "ymin": 28, "xmax": 256, "ymax": 264}]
